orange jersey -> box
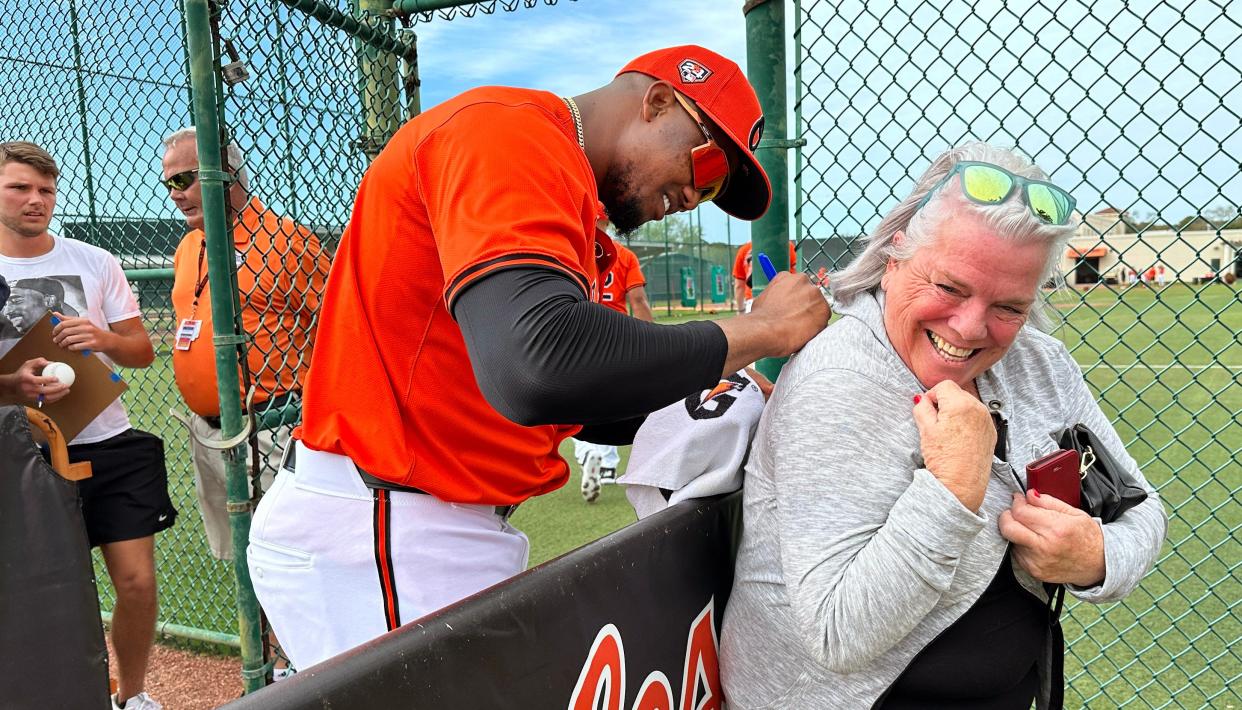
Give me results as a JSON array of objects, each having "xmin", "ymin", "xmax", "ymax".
[
  {"xmin": 171, "ymin": 198, "xmax": 329, "ymax": 417},
  {"xmin": 299, "ymin": 87, "xmax": 601, "ymax": 505},
  {"xmin": 599, "ymin": 243, "xmax": 645, "ymax": 314},
  {"xmin": 732, "ymin": 241, "xmax": 797, "ymax": 300}
]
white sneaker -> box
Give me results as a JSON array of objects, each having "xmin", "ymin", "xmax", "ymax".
[
  {"xmin": 113, "ymin": 692, "xmax": 162, "ymax": 710},
  {"xmin": 580, "ymin": 452, "xmax": 602, "ymax": 503},
  {"xmin": 273, "ymin": 666, "xmax": 297, "ymax": 682}
]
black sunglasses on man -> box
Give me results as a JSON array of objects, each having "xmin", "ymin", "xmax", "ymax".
[{"xmin": 162, "ymin": 169, "xmax": 199, "ymax": 192}]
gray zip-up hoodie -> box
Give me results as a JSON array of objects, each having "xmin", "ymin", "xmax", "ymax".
[{"xmin": 719, "ymin": 290, "xmax": 1167, "ymax": 709}]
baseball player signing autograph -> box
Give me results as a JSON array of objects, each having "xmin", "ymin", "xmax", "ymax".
[{"xmin": 248, "ymin": 45, "xmax": 831, "ymax": 669}]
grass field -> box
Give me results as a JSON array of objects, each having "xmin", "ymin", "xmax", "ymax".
[{"xmin": 95, "ymin": 283, "xmax": 1237, "ymax": 707}]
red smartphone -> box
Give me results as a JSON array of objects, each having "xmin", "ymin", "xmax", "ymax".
[{"xmin": 1026, "ymin": 449, "xmax": 1082, "ymax": 508}]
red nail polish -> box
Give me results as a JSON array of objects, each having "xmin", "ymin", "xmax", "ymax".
[
  {"xmin": 913, "ymin": 395, "xmax": 921, "ymax": 404},
  {"xmin": 1030, "ymin": 488, "xmax": 1040, "ymax": 498}
]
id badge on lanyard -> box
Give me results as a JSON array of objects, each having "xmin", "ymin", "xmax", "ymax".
[
  {"xmin": 175, "ymin": 318, "xmax": 202, "ymax": 351},
  {"xmin": 177, "ymin": 239, "xmax": 209, "ymax": 351}
]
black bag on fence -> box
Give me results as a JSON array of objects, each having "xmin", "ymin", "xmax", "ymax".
[{"xmin": 1057, "ymin": 423, "xmax": 1148, "ymax": 523}]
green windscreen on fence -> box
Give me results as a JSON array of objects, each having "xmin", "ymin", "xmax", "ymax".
[{"xmin": 795, "ymin": 1, "xmax": 1240, "ymax": 707}]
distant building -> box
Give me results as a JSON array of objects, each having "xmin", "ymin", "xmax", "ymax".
[{"xmin": 1063, "ymin": 208, "xmax": 1242, "ymax": 286}]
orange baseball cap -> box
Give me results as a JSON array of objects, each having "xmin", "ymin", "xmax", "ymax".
[{"xmin": 618, "ymin": 45, "xmax": 772, "ymax": 221}]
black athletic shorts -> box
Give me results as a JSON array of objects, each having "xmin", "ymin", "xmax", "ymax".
[{"xmin": 61, "ymin": 428, "xmax": 178, "ymax": 547}]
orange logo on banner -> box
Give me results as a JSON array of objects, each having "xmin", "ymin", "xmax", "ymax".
[{"xmin": 568, "ymin": 598, "xmax": 723, "ymax": 710}]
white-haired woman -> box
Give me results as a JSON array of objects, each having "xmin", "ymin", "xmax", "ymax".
[{"xmin": 719, "ymin": 143, "xmax": 1167, "ymax": 709}]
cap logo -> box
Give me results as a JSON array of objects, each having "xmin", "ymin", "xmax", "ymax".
[
  {"xmin": 748, "ymin": 115, "xmax": 765, "ymax": 152},
  {"xmin": 678, "ymin": 59, "xmax": 713, "ymax": 84}
]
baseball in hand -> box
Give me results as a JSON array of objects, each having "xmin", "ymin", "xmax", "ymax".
[{"xmin": 43, "ymin": 361, "xmax": 76, "ymax": 387}]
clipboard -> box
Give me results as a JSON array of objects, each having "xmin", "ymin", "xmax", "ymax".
[{"xmin": 0, "ymin": 311, "xmax": 128, "ymax": 441}]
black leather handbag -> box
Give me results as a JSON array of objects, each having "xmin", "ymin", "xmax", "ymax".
[
  {"xmin": 1041, "ymin": 424, "xmax": 1148, "ymax": 710},
  {"xmin": 1057, "ymin": 423, "xmax": 1148, "ymax": 523}
]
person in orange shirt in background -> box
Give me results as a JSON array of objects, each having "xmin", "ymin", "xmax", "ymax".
[
  {"xmin": 577, "ymin": 213, "xmax": 653, "ymax": 502},
  {"xmin": 599, "ymin": 242, "xmax": 654, "ymax": 321},
  {"xmin": 732, "ymin": 240, "xmax": 798, "ymax": 312},
  {"xmin": 161, "ymin": 127, "xmax": 329, "ymax": 565}
]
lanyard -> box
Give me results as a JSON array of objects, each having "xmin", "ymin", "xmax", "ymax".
[{"xmin": 190, "ymin": 238, "xmax": 210, "ymax": 318}]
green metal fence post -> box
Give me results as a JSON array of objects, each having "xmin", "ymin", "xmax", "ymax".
[
  {"xmin": 792, "ymin": 0, "xmax": 803, "ymax": 272},
  {"xmin": 696, "ymin": 210, "xmax": 705, "ymax": 313},
  {"xmin": 745, "ymin": 0, "xmax": 791, "ymax": 380},
  {"xmin": 726, "ymin": 216, "xmax": 735, "ymax": 311},
  {"xmin": 354, "ymin": 0, "xmax": 401, "ymax": 159},
  {"xmin": 405, "ymin": 32, "xmax": 421, "ymax": 118},
  {"xmin": 663, "ymin": 219, "xmax": 672, "ymax": 316},
  {"xmin": 274, "ymin": 0, "xmax": 418, "ymax": 62},
  {"xmin": 183, "ymin": 0, "xmax": 266, "ymax": 693},
  {"xmin": 391, "ymin": 0, "xmax": 504, "ymax": 14}
]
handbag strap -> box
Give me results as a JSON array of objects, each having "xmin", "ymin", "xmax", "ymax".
[{"xmin": 991, "ymin": 411, "xmax": 1008, "ymax": 461}]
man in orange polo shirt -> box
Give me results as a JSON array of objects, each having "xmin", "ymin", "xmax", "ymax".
[
  {"xmin": 162, "ymin": 128, "xmax": 329, "ymax": 562},
  {"xmin": 249, "ymin": 45, "xmax": 831, "ymax": 669},
  {"xmin": 732, "ymin": 240, "xmax": 798, "ymax": 312}
]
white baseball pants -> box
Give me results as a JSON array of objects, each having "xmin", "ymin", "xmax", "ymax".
[
  {"xmin": 247, "ymin": 441, "xmax": 529, "ymax": 670},
  {"xmin": 572, "ymin": 439, "xmax": 621, "ymax": 470}
]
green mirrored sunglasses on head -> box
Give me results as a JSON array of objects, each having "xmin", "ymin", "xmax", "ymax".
[{"xmin": 916, "ymin": 160, "xmax": 1076, "ymax": 225}]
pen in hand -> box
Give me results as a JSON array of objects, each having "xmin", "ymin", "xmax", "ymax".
[{"xmin": 757, "ymin": 252, "xmax": 778, "ymax": 281}]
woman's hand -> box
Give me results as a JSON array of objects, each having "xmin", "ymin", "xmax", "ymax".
[
  {"xmin": 999, "ymin": 490, "xmax": 1106, "ymax": 586},
  {"xmin": 912, "ymin": 380, "xmax": 996, "ymax": 512}
]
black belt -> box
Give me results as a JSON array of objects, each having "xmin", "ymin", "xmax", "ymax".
[
  {"xmin": 283, "ymin": 444, "xmax": 518, "ymax": 520},
  {"xmin": 202, "ymin": 391, "xmax": 298, "ymax": 429}
]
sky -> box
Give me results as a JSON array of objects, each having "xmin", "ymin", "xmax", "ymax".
[
  {"xmin": 403, "ymin": 0, "xmax": 1241, "ymax": 245},
  {"xmin": 2, "ymin": 0, "xmax": 1238, "ymax": 249},
  {"xmin": 406, "ymin": 0, "xmax": 755, "ymax": 246}
]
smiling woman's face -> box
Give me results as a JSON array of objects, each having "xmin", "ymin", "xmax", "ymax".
[{"xmin": 880, "ymin": 210, "xmax": 1050, "ymax": 392}]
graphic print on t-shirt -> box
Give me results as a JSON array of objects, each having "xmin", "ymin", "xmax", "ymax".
[{"xmin": 0, "ymin": 274, "xmax": 84, "ymax": 338}]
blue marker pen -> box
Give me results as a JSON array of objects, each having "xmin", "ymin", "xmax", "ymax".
[{"xmin": 757, "ymin": 252, "xmax": 778, "ymax": 281}]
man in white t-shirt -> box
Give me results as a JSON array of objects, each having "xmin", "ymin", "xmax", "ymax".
[{"xmin": 0, "ymin": 142, "xmax": 174, "ymax": 710}]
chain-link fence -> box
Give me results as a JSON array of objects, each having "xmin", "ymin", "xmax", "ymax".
[
  {"xmin": 7, "ymin": 0, "xmax": 1237, "ymax": 702},
  {"xmin": 796, "ymin": 1, "xmax": 1240, "ymax": 706},
  {"xmin": 1, "ymin": 0, "xmax": 238, "ymax": 643},
  {"xmin": 623, "ymin": 214, "xmax": 742, "ymax": 315},
  {"xmin": 0, "ymin": 0, "xmax": 587, "ymax": 687}
]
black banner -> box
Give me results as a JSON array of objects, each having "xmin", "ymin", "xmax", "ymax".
[
  {"xmin": 0, "ymin": 406, "xmax": 110, "ymax": 708},
  {"xmin": 227, "ymin": 492, "xmax": 743, "ymax": 709}
]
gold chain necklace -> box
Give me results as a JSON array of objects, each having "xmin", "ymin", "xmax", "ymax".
[{"xmin": 563, "ymin": 96, "xmax": 584, "ymax": 150}]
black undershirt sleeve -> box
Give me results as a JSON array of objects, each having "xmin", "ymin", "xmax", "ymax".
[{"xmin": 452, "ymin": 266, "xmax": 727, "ymax": 429}]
